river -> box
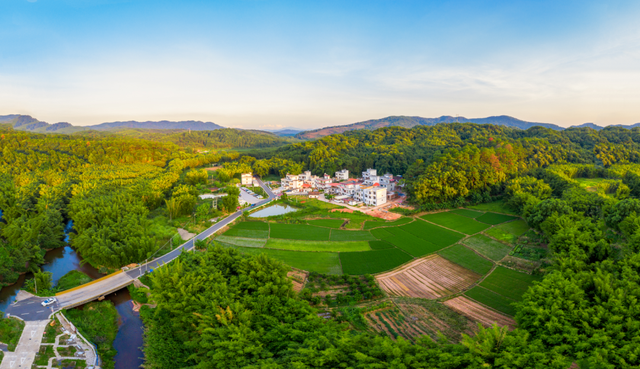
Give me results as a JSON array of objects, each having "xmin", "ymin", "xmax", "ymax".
[{"xmin": 0, "ymin": 245, "xmax": 145, "ymax": 368}]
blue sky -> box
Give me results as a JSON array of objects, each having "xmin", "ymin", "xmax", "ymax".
[{"xmin": 1, "ymin": 0, "xmax": 639, "ymax": 129}]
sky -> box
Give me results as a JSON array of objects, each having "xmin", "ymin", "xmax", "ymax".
[{"xmin": 1, "ymin": 0, "xmax": 640, "ymax": 130}]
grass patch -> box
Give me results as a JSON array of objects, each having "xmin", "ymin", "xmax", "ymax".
[
  {"xmin": 215, "ymin": 235, "xmax": 266, "ymax": 248},
  {"xmin": 369, "ymin": 240, "xmax": 394, "ymax": 250},
  {"xmin": 340, "ymin": 249, "xmax": 413, "ymax": 275},
  {"xmin": 463, "ymin": 234, "xmax": 512, "ymax": 261},
  {"xmin": 465, "ymin": 286, "xmax": 517, "ymax": 316},
  {"xmin": 64, "ymin": 301, "xmax": 118, "ymax": 369},
  {"xmin": 266, "ymin": 239, "xmax": 370, "ymax": 252},
  {"xmin": 363, "ymin": 217, "xmax": 413, "ymax": 229},
  {"xmin": 0, "ymin": 316, "xmax": 24, "ymax": 351},
  {"xmin": 438, "ymin": 245, "xmax": 493, "ymax": 275},
  {"xmin": 269, "ymin": 223, "xmax": 331, "ymax": 241},
  {"xmin": 34, "ymin": 345, "xmax": 56, "ymax": 366},
  {"xmin": 479, "ymin": 266, "xmax": 542, "ymax": 301},
  {"xmin": 383, "ymin": 227, "xmax": 444, "ymax": 257},
  {"xmin": 467, "ymin": 200, "xmax": 517, "ymax": 215},
  {"xmin": 421, "ymin": 212, "xmax": 490, "ymax": 235},
  {"xmin": 400, "ymin": 219, "xmax": 465, "ymax": 247},
  {"xmin": 223, "ymin": 228, "xmax": 269, "ymax": 239},
  {"xmin": 307, "ymin": 219, "xmax": 345, "ymax": 228},
  {"xmin": 55, "ymin": 270, "xmax": 92, "ymax": 292},
  {"xmin": 232, "ymin": 221, "xmax": 270, "ymax": 230},
  {"xmin": 42, "ymin": 320, "xmax": 61, "ymax": 343},
  {"xmin": 329, "ymin": 230, "xmax": 376, "ymax": 241},
  {"xmin": 476, "ymin": 212, "xmax": 518, "ymax": 225},
  {"xmin": 128, "ymin": 284, "xmax": 149, "ymax": 304},
  {"xmin": 451, "ymin": 209, "xmax": 484, "ymax": 218},
  {"xmin": 231, "ymin": 246, "xmax": 342, "ymax": 274},
  {"xmin": 484, "ymin": 220, "xmax": 529, "ymax": 244}
]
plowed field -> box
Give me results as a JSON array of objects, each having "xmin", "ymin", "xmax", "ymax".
[
  {"xmin": 444, "ymin": 296, "xmax": 516, "ymax": 330},
  {"xmin": 376, "ymin": 255, "xmax": 481, "ymax": 299}
]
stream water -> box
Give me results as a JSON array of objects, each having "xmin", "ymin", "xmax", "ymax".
[{"xmin": 0, "ymin": 239, "xmax": 145, "ymax": 368}]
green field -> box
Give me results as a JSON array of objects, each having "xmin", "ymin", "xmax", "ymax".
[
  {"xmin": 369, "ymin": 240, "xmax": 394, "ymax": 250},
  {"xmin": 479, "ymin": 266, "xmax": 541, "ymax": 301},
  {"xmin": 266, "ymin": 239, "xmax": 370, "ymax": 252},
  {"xmin": 329, "ymin": 230, "xmax": 377, "ymax": 241},
  {"xmin": 233, "ymin": 246, "xmax": 342, "ymax": 274},
  {"xmin": 384, "ymin": 227, "xmax": 444, "ymax": 257},
  {"xmin": 307, "ymin": 219, "xmax": 345, "ymax": 228},
  {"xmin": 340, "ymin": 248, "xmax": 413, "ymax": 275},
  {"xmin": 462, "ymin": 234, "xmax": 512, "ymax": 261},
  {"xmin": 438, "ymin": 244, "xmax": 494, "ymax": 275},
  {"xmin": 467, "ymin": 200, "xmax": 517, "ymax": 215},
  {"xmin": 465, "ymin": 286, "xmax": 518, "ymax": 316},
  {"xmin": 484, "ymin": 220, "xmax": 530, "ymax": 244},
  {"xmin": 232, "ymin": 221, "xmax": 270, "ymax": 230},
  {"xmin": 223, "ymin": 228, "xmax": 269, "ymax": 239},
  {"xmin": 269, "ymin": 223, "xmax": 331, "ymax": 241},
  {"xmin": 421, "ymin": 212, "xmax": 490, "ymax": 235},
  {"xmin": 400, "ymin": 219, "xmax": 465, "ymax": 247},
  {"xmin": 363, "ymin": 217, "xmax": 413, "ymax": 229},
  {"xmin": 215, "ymin": 235, "xmax": 266, "ymax": 248},
  {"xmin": 476, "ymin": 212, "xmax": 518, "ymax": 225},
  {"xmin": 370, "ymin": 228, "xmax": 394, "ymax": 239},
  {"xmin": 450, "ymin": 209, "xmax": 484, "ymax": 218}
]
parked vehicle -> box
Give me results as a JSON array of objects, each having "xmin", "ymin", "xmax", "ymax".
[{"xmin": 41, "ymin": 297, "xmax": 57, "ymax": 307}]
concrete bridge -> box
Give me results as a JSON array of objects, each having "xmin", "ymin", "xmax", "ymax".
[{"xmin": 5, "ymin": 178, "xmax": 276, "ymax": 321}]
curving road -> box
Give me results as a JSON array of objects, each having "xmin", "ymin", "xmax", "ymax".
[{"xmin": 6, "ymin": 178, "xmax": 276, "ymax": 321}]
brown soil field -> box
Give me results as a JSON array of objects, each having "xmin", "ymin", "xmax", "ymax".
[
  {"xmin": 376, "ymin": 255, "xmax": 481, "ymax": 299},
  {"xmin": 364, "ymin": 209, "xmax": 402, "ymax": 220},
  {"xmin": 444, "ymin": 296, "xmax": 516, "ymax": 330},
  {"xmin": 288, "ymin": 269, "xmax": 308, "ymax": 293}
]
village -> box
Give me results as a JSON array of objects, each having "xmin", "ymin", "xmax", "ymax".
[{"xmin": 271, "ymin": 168, "xmax": 405, "ymax": 209}]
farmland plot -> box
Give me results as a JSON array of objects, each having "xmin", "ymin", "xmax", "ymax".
[
  {"xmin": 463, "ymin": 235, "xmax": 512, "ymax": 261},
  {"xmin": 384, "ymin": 227, "xmax": 443, "ymax": 256},
  {"xmin": 223, "ymin": 228, "xmax": 269, "ymax": 239},
  {"xmin": 307, "ymin": 219, "xmax": 345, "ymax": 228},
  {"xmin": 340, "ymin": 248, "xmax": 413, "ymax": 275},
  {"xmin": 451, "ymin": 209, "xmax": 484, "ymax": 218},
  {"xmin": 329, "ymin": 230, "xmax": 377, "ymax": 241},
  {"xmin": 363, "ymin": 217, "xmax": 413, "ymax": 229},
  {"xmin": 266, "ymin": 239, "xmax": 370, "ymax": 252},
  {"xmin": 215, "ymin": 235, "xmax": 266, "ymax": 248},
  {"xmin": 421, "ymin": 212, "xmax": 490, "ymax": 235},
  {"xmin": 444, "ymin": 296, "xmax": 516, "ymax": 329},
  {"xmin": 376, "ymin": 255, "xmax": 481, "ymax": 299},
  {"xmin": 269, "ymin": 223, "xmax": 331, "ymax": 241},
  {"xmin": 476, "ymin": 212, "xmax": 518, "ymax": 225},
  {"xmin": 400, "ymin": 219, "xmax": 465, "ymax": 247}
]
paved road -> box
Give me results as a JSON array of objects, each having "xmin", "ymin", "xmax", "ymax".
[{"xmin": 6, "ymin": 178, "xmax": 276, "ymax": 321}]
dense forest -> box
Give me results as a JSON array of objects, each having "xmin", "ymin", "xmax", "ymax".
[
  {"xmin": 80, "ymin": 127, "xmax": 296, "ymax": 149},
  {"xmin": 0, "ymin": 126, "xmax": 237, "ymax": 284}
]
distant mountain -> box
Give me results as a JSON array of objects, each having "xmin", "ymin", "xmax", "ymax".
[
  {"xmin": 0, "ymin": 115, "xmax": 224, "ymax": 134},
  {"xmin": 262, "ymin": 127, "xmax": 306, "ymax": 137},
  {"xmin": 90, "ymin": 120, "xmax": 224, "ymax": 131},
  {"xmin": 295, "ymin": 115, "xmax": 564, "ymax": 139},
  {"xmin": 569, "ymin": 122, "xmax": 604, "ymax": 130}
]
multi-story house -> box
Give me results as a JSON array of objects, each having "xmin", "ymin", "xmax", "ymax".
[
  {"xmin": 335, "ymin": 169, "xmax": 349, "ymax": 181},
  {"xmin": 354, "ymin": 186, "xmax": 387, "ymax": 206},
  {"xmin": 362, "ymin": 168, "xmax": 377, "ymax": 181},
  {"xmin": 281, "ymin": 173, "xmax": 303, "ymax": 191},
  {"xmin": 241, "ymin": 173, "xmax": 253, "ymax": 186}
]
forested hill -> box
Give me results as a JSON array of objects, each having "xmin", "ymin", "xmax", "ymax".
[
  {"xmin": 0, "ymin": 114, "xmax": 224, "ymax": 134},
  {"xmin": 82, "ymin": 127, "xmax": 297, "ymax": 149},
  {"xmin": 295, "ymin": 115, "xmax": 563, "ymax": 139},
  {"xmin": 295, "ymin": 114, "xmax": 640, "ymax": 139}
]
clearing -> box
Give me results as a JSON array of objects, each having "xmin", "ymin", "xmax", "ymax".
[{"xmin": 376, "ymin": 255, "xmax": 481, "ymax": 299}]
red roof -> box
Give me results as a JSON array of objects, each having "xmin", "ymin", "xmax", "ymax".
[
  {"xmin": 374, "ymin": 183, "xmax": 380, "ymax": 186},
  {"xmin": 302, "ymin": 183, "xmax": 311, "ymax": 188}
]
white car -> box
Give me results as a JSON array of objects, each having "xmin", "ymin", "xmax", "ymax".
[{"xmin": 41, "ymin": 297, "xmax": 57, "ymax": 307}]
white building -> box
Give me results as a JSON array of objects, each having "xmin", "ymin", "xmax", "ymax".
[
  {"xmin": 354, "ymin": 186, "xmax": 387, "ymax": 206},
  {"xmin": 362, "ymin": 168, "xmax": 377, "ymax": 181},
  {"xmin": 335, "ymin": 169, "xmax": 349, "ymax": 181},
  {"xmin": 281, "ymin": 173, "xmax": 303, "ymax": 191},
  {"xmin": 241, "ymin": 173, "xmax": 253, "ymax": 186}
]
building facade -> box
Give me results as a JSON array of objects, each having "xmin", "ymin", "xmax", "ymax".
[
  {"xmin": 241, "ymin": 173, "xmax": 253, "ymax": 186},
  {"xmin": 335, "ymin": 169, "xmax": 349, "ymax": 181}
]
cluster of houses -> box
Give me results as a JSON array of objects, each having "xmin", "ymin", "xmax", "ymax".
[{"xmin": 279, "ymin": 168, "xmax": 398, "ymax": 207}]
